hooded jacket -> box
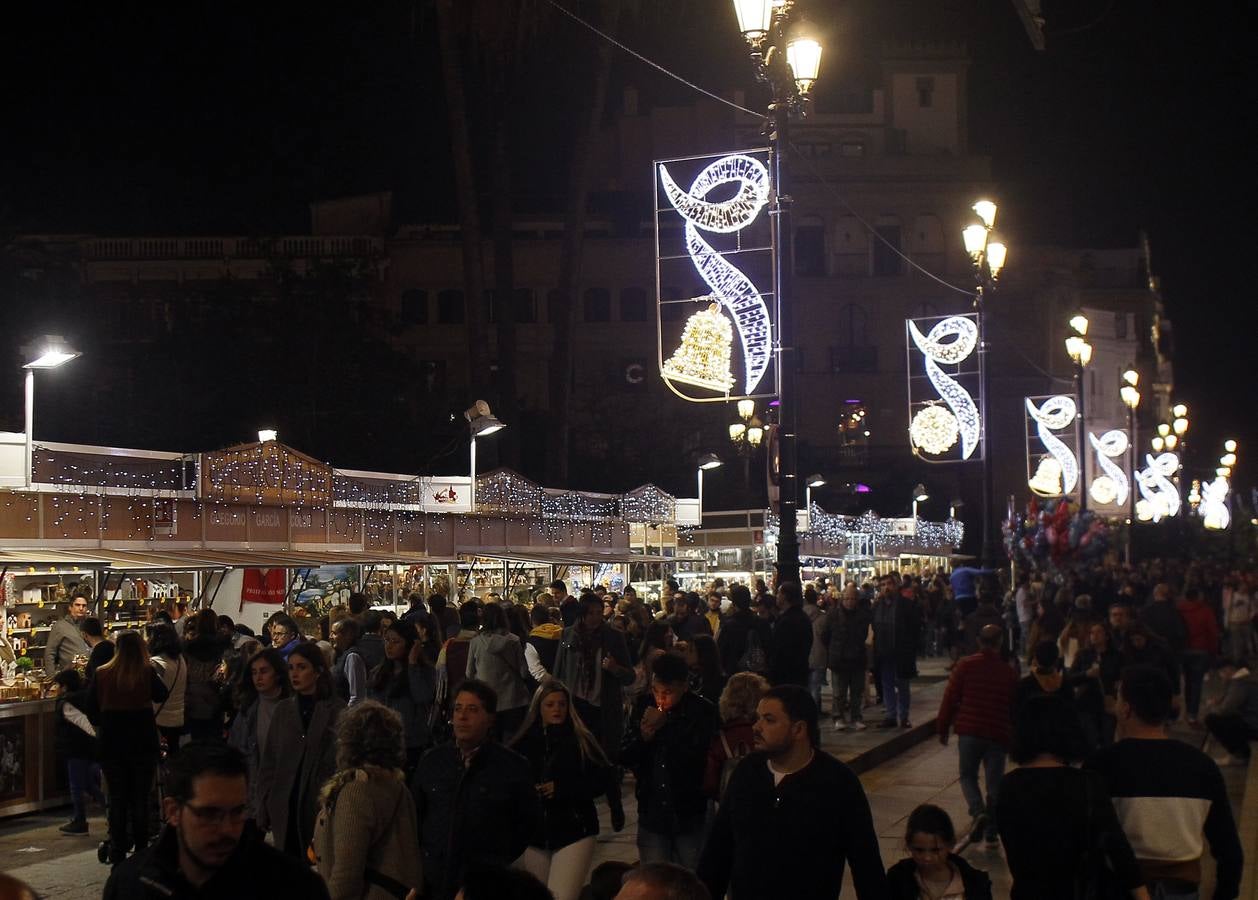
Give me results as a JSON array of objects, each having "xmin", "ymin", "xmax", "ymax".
[{"xmin": 465, "ymin": 630, "xmax": 531, "ymax": 711}]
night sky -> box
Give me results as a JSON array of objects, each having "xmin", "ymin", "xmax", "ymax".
[{"xmin": 1, "ymin": 0, "xmax": 1251, "ymax": 486}]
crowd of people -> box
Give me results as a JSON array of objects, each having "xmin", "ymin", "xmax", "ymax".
[{"xmin": 22, "ymin": 559, "xmax": 1258, "ymax": 899}]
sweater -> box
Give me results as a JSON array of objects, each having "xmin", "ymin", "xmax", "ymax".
[
  {"xmin": 698, "ymin": 749, "xmax": 887, "ymax": 900},
  {"xmin": 1086, "ymin": 738, "xmax": 1243, "ymax": 897},
  {"xmin": 937, "ymin": 649, "xmax": 1017, "ymax": 746},
  {"xmin": 312, "ymin": 766, "xmax": 422, "ymax": 900},
  {"xmin": 1177, "ymin": 599, "xmax": 1221, "ymax": 655}
]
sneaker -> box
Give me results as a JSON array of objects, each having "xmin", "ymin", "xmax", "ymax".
[
  {"xmin": 832, "ymin": 719, "xmax": 848, "ymax": 732},
  {"xmin": 59, "ymin": 819, "xmax": 88, "ymax": 835},
  {"xmin": 850, "ymin": 720, "xmax": 867, "ymax": 731}
]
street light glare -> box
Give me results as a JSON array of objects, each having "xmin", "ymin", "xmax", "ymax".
[
  {"xmin": 23, "ymin": 348, "xmax": 80, "ymax": 369},
  {"xmin": 1069, "ymin": 313, "xmax": 1089, "ymax": 336},
  {"xmin": 1122, "ymin": 368, "xmax": 1139, "ymax": 387},
  {"xmin": 1172, "ymin": 403, "xmax": 1188, "ymax": 418},
  {"xmin": 737, "ymin": 398, "xmax": 755, "ymax": 420},
  {"xmin": 258, "ymin": 429, "xmax": 278, "ymax": 443},
  {"xmin": 972, "ymin": 200, "xmax": 997, "ymax": 230},
  {"xmin": 1172, "ymin": 417, "xmax": 1188, "ymax": 435},
  {"xmin": 912, "ymin": 484, "xmax": 929, "ymax": 502},
  {"xmin": 985, "ymin": 241, "xmax": 1007, "ymax": 277},
  {"xmin": 786, "ymin": 36, "xmax": 822, "ymax": 94},
  {"xmin": 731, "ymin": 0, "xmax": 773, "ymax": 38},
  {"xmin": 1225, "ymin": 439, "xmax": 1238, "ymax": 453},
  {"xmin": 962, "ymin": 223, "xmax": 988, "ymax": 258},
  {"xmin": 698, "ymin": 453, "xmax": 723, "ymax": 470},
  {"xmin": 807, "ymin": 474, "xmax": 826, "ymax": 488}
]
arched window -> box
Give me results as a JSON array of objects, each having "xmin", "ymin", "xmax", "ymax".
[
  {"xmin": 437, "ymin": 289, "xmax": 465, "ymax": 324},
  {"xmin": 400, "ymin": 289, "xmax": 428, "ymax": 325},
  {"xmin": 583, "ymin": 287, "xmax": 611, "ymax": 322}
]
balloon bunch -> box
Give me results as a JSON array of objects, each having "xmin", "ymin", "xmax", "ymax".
[{"xmin": 1003, "ymin": 497, "xmax": 1110, "ymax": 574}]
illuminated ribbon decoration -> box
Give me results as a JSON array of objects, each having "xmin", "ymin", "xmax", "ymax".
[
  {"xmin": 1088, "ymin": 430, "xmax": 1130, "ymax": 506},
  {"xmin": 659, "ymin": 154, "xmax": 772, "ymax": 394},
  {"xmin": 1025, "ymin": 395, "xmax": 1079, "ymax": 496},
  {"xmin": 908, "ymin": 316, "xmax": 980, "ymax": 459},
  {"xmin": 1200, "ymin": 476, "xmax": 1231, "ymax": 530},
  {"xmin": 1134, "ymin": 452, "xmax": 1181, "ymax": 522}
]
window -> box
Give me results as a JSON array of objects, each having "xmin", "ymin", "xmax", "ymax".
[
  {"xmin": 839, "ymin": 141, "xmax": 866, "ymax": 159},
  {"xmin": 620, "ymin": 287, "xmax": 649, "ymax": 322},
  {"xmin": 834, "ymin": 217, "xmax": 868, "ymax": 276},
  {"xmin": 437, "ymin": 289, "xmax": 465, "ymax": 324},
  {"xmin": 514, "ymin": 288, "xmax": 536, "ymax": 324},
  {"xmin": 400, "ymin": 289, "xmax": 428, "ymax": 325},
  {"xmin": 872, "ymin": 225, "xmax": 903, "ymax": 277},
  {"xmin": 795, "ymin": 217, "xmax": 826, "ymax": 276},
  {"xmin": 916, "ymin": 76, "xmax": 935, "ymax": 108},
  {"xmin": 830, "ymin": 304, "xmax": 877, "ymax": 374},
  {"xmin": 583, "ymin": 287, "xmax": 611, "ymax": 322}
]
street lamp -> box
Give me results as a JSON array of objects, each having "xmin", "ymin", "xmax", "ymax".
[
  {"xmin": 803, "ymin": 473, "xmax": 825, "ymax": 530},
  {"xmin": 697, "ymin": 452, "xmax": 723, "ymax": 517},
  {"xmin": 1065, "ymin": 314, "xmax": 1093, "ymax": 510},
  {"xmin": 730, "ymin": 0, "xmax": 822, "ymax": 588},
  {"xmin": 962, "ymin": 199, "xmax": 1008, "ymax": 568},
  {"xmin": 465, "ymin": 401, "xmax": 505, "ymax": 511},
  {"xmin": 22, "ymin": 336, "xmax": 81, "ymax": 489},
  {"xmin": 911, "ymin": 483, "xmax": 929, "ymax": 535},
  {"xmin": 1120, "ymin": 367, "xmax": 1141, "ymax": 560}
]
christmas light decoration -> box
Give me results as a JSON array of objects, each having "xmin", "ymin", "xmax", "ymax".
[
  {"xmin": 906, "ymin": 314, "xmax": 980, "ymax": 461},
  {"xmin": 1025, "ymin": 396, "xmax": 1079, "ymax": 497},
  {"xmin": 1134, "ymin": 452, "xmax": 1181, "ymax": 522},
  {"xmin": 769, "ymin": 507, "xmax": 963, "ymax": 553},
  {"xmin": 621, "ymin": 484, "xmax": 677, "ymax": 524},
  {"xmin": 1201, "ymin": 476, "xmax": 1231, "ymax": 530},
  {"xmin": 909, "ymin": 405, "xmax": 960, "ymax": 455},
  {"xmin": 661, "ymin": 302, "xmax": 737, "ymax": 392},
  {"xmin": 658, "ymin": 153, "xmax": 772, "ymax": 395},
  {"xmin": 1088, "ymin": 430, "xmax": 1130, "ymax": 507}
]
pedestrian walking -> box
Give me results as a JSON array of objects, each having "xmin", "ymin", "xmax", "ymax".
[
  {"xmin": 885, "ymin": 804, "xmax": 993, "ymax": 900},
  {"xmin": 697, "ymin": 685, "xmax": 887, "ymax": 899},
  {"xmin": 872, "ymin": 574, "xmax": 922, "ymax": 728},
  {"xmin": 821, "ymin": 584, "xmax": 873, "ymax": 731},
  {"xmin": 768, "ymin": 582, "xmax": 813, "ymax": 688}
]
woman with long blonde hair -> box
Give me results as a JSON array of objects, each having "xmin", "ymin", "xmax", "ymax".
[
  {"xmin": 509, "ymin": 679, "xmax": 610, "ymax": 900},
  {"xmin": 87, "ymin": 630, "xmax": 168, "ymax": 865}
]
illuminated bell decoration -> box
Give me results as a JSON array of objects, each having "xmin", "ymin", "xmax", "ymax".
[
  {"xmin": 910, "ymin": 405, "xmax": 960, "ymax": 455},
  {"xmin": 662, "ymin": 302, "xmax": 736, "ymax": 393},
  {"xmin": 1028, "ymin": 457, "xmax": 1065, "ymax": 497}
]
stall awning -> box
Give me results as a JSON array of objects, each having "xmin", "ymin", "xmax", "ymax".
[
  {"xmin": 457, "ymin": 550, "xmax": 662, "ymax": 566},
  {"xmin": 0, "ymin": 546, "xmax": 456, "ymax": 572}
]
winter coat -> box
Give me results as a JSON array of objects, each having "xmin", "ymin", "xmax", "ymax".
[
  {"xmin": 937, "ymin": 649, "xmax": 1018, "ymax": 746},
  {"xmin": 1177, "ymin": 599, "xmax": 1220, "ymax": 655},
  {"xmin": 872, "ymin": 595, "xmax": 922, "ymax": 679},
  {"xmin": 512, "ymin": 721, "xmax": 606, "ymax": 851},
  {"xmin": 227, "ymin": 693, "xmax": 286, "ymax": 820},
  {"xmin": 104, "ymin": 821, "xmax": 330, "ymax": 900},
  {"xmin": 1069, "ymin": 645, "xmax": 1122, "ymax": 716},
  {"xmin": 1140, "ymin": 600, "xmax": 1188, "ymax": 654},
  {"xmin": 552, "ymin": 623, "xmax": 634, "ymax": 759},
  {"xmin": 411, "ymin": 741, "xmax": 542, "ymax": 900},
  {"xmin": 85, "ymin": 665, "xmax": 169, "ymax": 762},
  {"xmin": 621, "ymin": 690, "xmax": 718, "ymax": 833},
  {"xmin": 716, "ymin": 609, "xmax": 771, "ymax": 675},
  {"xmin": 465, "ymin": 631, "xmax": 532, "ymax": 712},
  {"xmin": 183, "ymin": 634, "xmax": 227, "ymax": 722},
  {"xmin": 821, "ymin": 605, "xmax": 872, "ymax": 671},
  {"xmin": 368, "ymin": 663, "xmax": 437, "ymax": 751},
  {"xmin": 669, "ymin": 611, "xmax": 712, "ymax": 642},
  {"xmin": 256, "ymin": 694, "xmax": 344, "ymax": 854},
  {"xmin": 768, "ymin": 605, "xmax": 813, "ymax": 688},
  {"xmin": 886, "ymin": 854, "xmax": 993, "ymax": 900},
  {"xmin": 152, "ymin": 653, "xmax": 186, "ymax": 729},
  {"xmin": 45, "ymin": 615, "xmax": 88, "ymax": 673},
  {"xmin": 312, "ymin": 766, "xmax": 421, "ymax": 900},
  {"xmin": 804, "ymin": 603, "xmax": 828, "ymax": 670}
]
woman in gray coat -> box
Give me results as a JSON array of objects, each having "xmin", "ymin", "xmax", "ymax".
[
  {"xmin": 257, "ymin": 642, "xmax": 344, "ymax": 857},
  {"xmin": 465, "ymin": 603, "xmax": 532, "ymax": 738}
]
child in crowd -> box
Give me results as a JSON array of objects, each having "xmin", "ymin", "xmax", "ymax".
[{"xmin": 886, "ymin": 804, "xmax": 992, "ymax": 900}]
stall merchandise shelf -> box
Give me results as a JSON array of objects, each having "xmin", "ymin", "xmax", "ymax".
[{"xmin": 0, "ymin": 699, "xmax": 67, "ymax": 819}]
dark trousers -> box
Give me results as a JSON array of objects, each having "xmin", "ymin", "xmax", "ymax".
[
  {"xmin": 102, "ymin": 756, "xmax": 158, "ymax": 862},
  {"xmin": 67, "ymin": 758, "xmax": 104, "ymax": 821},
  {"xmin": 186, "ymin": 717, "xmax": 222, "ymax": 742},
  {"xmin": 1180, "ymin": 651, "xmax": 1209, "ymax": 719},
  {"xmin": 829, "ymin": 667, "xmax": 866, "ymax": 722},
  {"xmin": 573, "ymin": 696, "xmax": 623, "ymax": 813},
  {"xmin": 1205, "ymin": 713, "xmax": 1258, "ymax": 759}
]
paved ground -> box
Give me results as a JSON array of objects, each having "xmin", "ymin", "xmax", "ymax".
[{"xmin": 4, "ymin": 659, "xmax": 1254, "ymax": 898}]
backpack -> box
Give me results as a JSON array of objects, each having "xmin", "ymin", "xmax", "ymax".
[
  {"xmin": 717, "ymin": 731, "xmax": 752, "ymax": 801},
  {"xmin": 736, "ymin": 626, "xmax": 768, "ymax": 674}
]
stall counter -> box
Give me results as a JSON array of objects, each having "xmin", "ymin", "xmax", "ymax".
[{"xmin": 0, "ymin": 698, "xmax": 68, "ymax": 818}]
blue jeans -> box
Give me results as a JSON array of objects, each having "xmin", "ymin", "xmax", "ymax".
[
  {"xmin": 67, "ymin": 758, "xmax": 104, "ymax": 821},
  {"xmin": 957, "ymin": 735, "xmax": 1005, "ymax": 839},
  {"xmin": 808, "ymin": 668, "xmax": 827, "ymax": 712},
  {"xmin": 637, "ymin": 824, "xmax": 705, "ymax": 870},
  {"xmin": 878, "ymin": 658, "xmax": 911, "ymax": 723}
]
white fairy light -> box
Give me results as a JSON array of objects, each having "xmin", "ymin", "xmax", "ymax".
[
  {"xmin": 1025, "ymin": 395, "xmax": 1079, "ymax": 496},
  {"xmin": 908, "ymin": 316, "xmax": 980, "ymax": 459},
  {"xmin": 909, "ymin": 405, "xmax": 960, "ymax": 455},
  {"xmin": 1088, "ymin": 429, "xmax": 1130, "ymax": 507},
  {"xmin": 659, "ymin": 154, "xmax": 772, "ymax": 395},
  {"xmin": 1201, "ymin": 476, "xmax": 1231, "ymax": 530}
]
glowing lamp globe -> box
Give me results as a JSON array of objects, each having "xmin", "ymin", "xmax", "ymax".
[{"xmin": 972, "ymin": 200, "xmax": 997, "ymax": 230}]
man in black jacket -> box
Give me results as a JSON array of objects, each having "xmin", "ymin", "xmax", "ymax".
[
  {"xmin": 820, "ymin": 584, "xmax": 873, "ymax": 731},
  {"xmin": 698, "ymin": 685, "xmax": 887, "ymax": 899},
  {"xmin": 716, "ymin": 584, "xmax": 771, "ymax": 676},
  {"xmin": 621, "ymin": 652, "xmax": 719, "ymax": 870},
  {"xmin": 411, "ymin": 680, "xmax": 542, "ymax": 900},
  {"xmin": 768, "ymin": 582, "xmax": 813, "ymax": 688},
  {"xmin": 104, "ymin": 741, "xmax": 329, "ymax": 900}
]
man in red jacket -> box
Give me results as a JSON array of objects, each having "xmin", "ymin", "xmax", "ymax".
[{"xmin": 937, "ymin": 624, "xmax": 1017, "ymax": 850}]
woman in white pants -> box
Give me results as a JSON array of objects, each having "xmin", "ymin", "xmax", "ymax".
[{"xmin": 509, "ymin": 679, "xmax": 610, "ymax": 900}]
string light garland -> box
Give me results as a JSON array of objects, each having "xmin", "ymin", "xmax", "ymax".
[
  {"xmin": 769, "ymin": 506, "xmax": 964, "ymax": 554},
  {"xmin": 1025, "ymin": 395, "xmax": 1079, "ymax": 497},
  {"xmin": 658, "ymin": 153, "xmax": 772, "ymax": 395},
  {"xmin": 907, "ymin": 315, "xmax": 980, "ymax": 461}
]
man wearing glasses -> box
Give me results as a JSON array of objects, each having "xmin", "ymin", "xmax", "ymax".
[{"xmin": 104, "ymin": 741, "xmax": 329, "ymax": 898}]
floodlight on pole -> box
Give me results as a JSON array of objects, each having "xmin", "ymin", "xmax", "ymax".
[{"xmin": 21, "ymin": 336, "xmax": 81, "ymax": 490}]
